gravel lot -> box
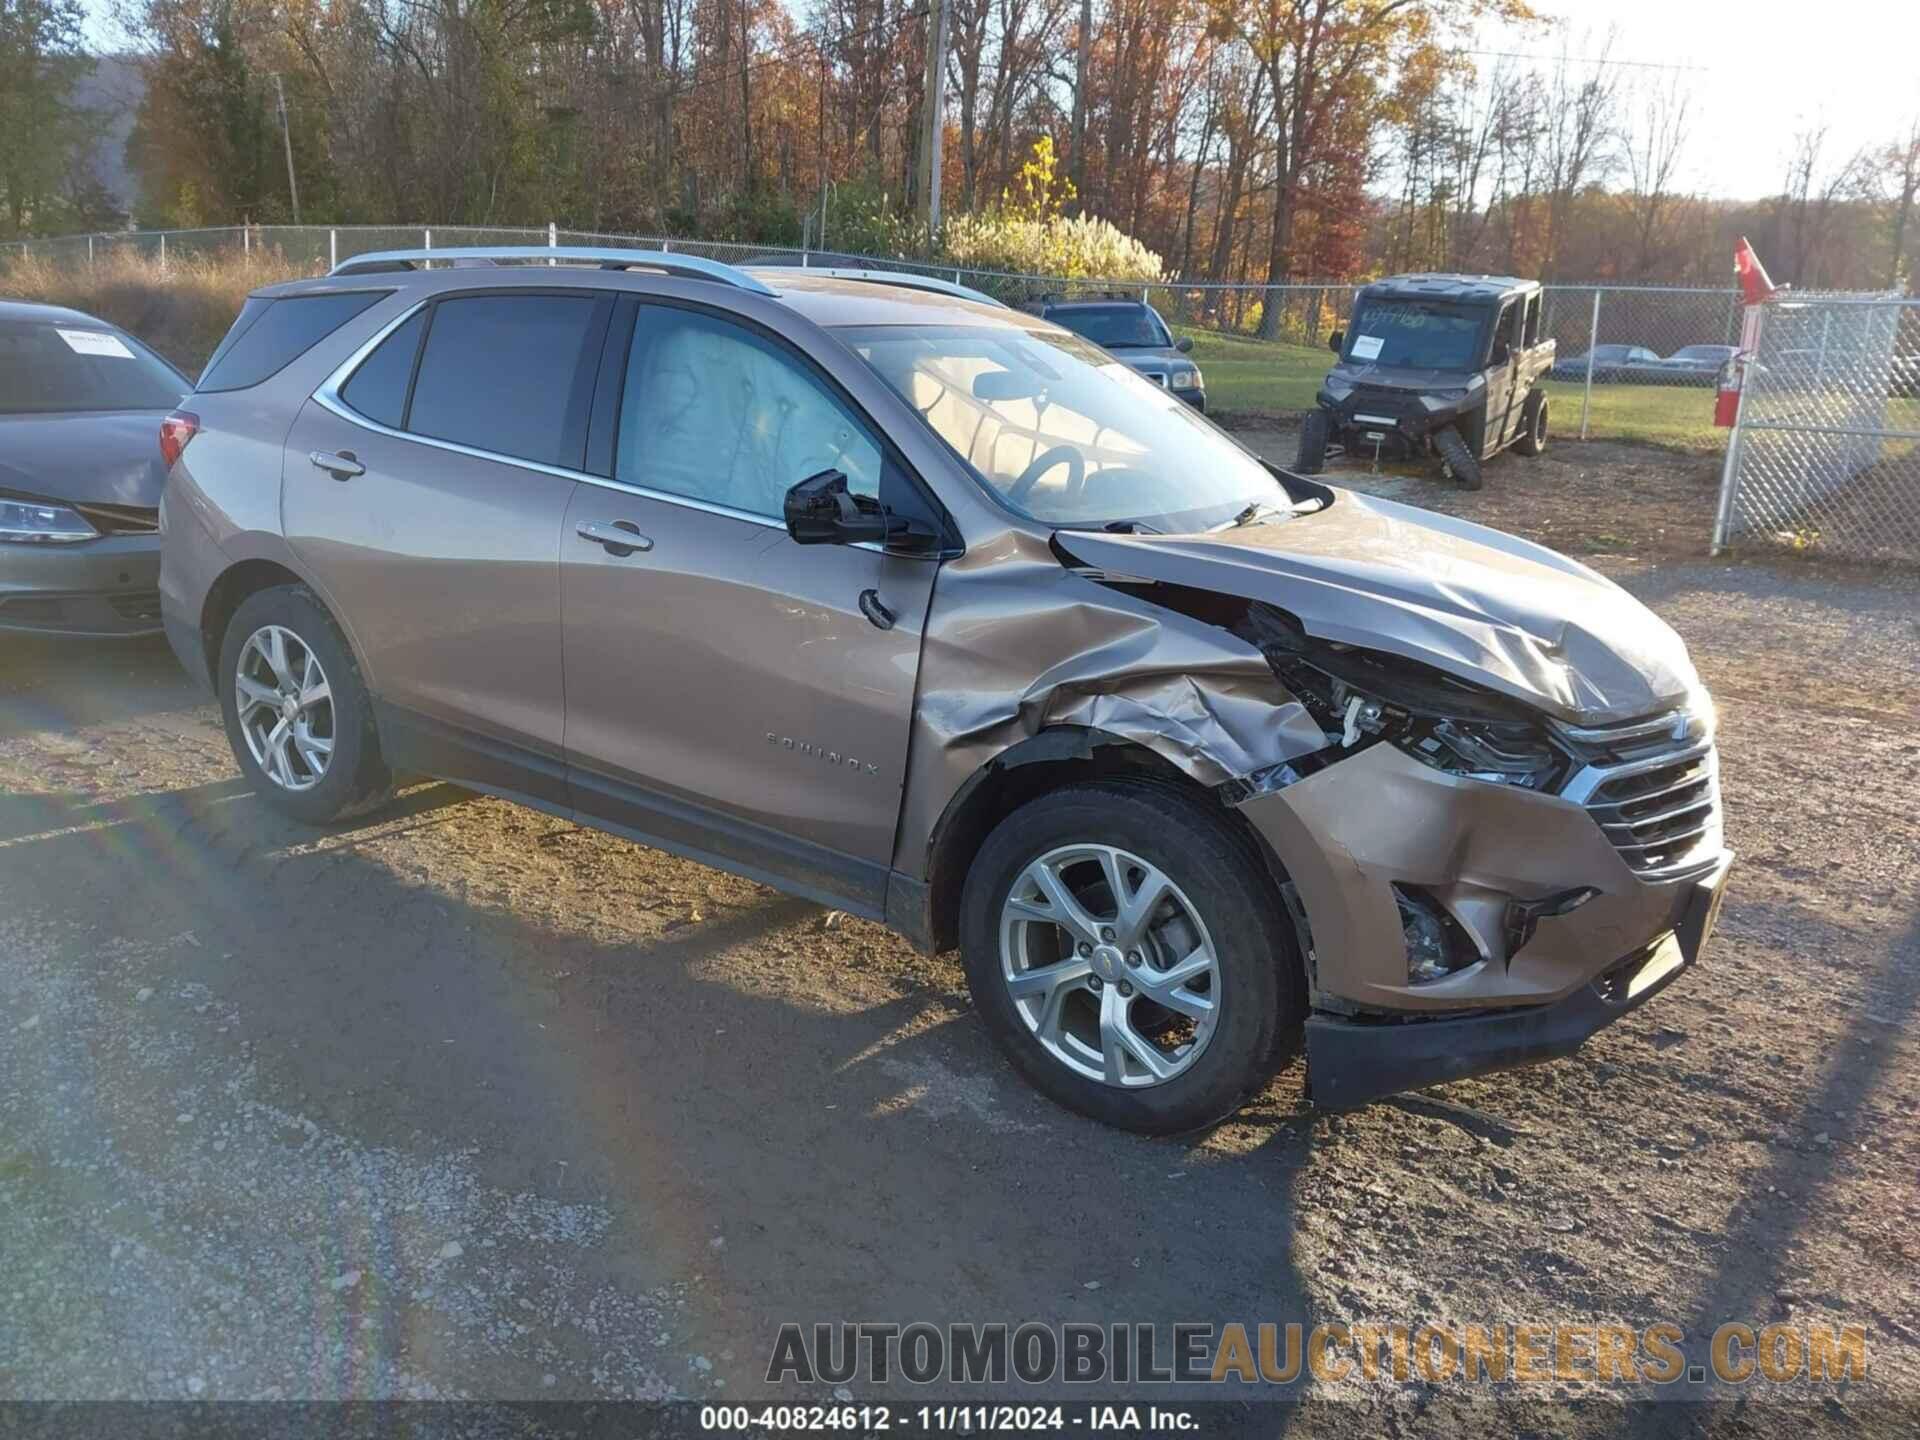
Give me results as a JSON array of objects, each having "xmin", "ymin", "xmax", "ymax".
[{"xmin": 2, "ymin": 436, "xmax": 1916, "ymax": 1429}]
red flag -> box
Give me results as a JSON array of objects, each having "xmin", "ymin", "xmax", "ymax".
[{"xmin": 1733, "ymin": 237, "xmax": 1777, "ymax": 306}]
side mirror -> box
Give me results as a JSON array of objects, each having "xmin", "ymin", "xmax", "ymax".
[
  {"xmin": 1175, "ymin": 336, "xmax": 1193, "ymax": 354},
  {"xmin": 1328, "ymin": 330, "xmax": 1345, "ymax": 355},
  {"xmin": 785, "ymin": 470, "xmax": 889, "ymax": 546},
  {"xmin": 1490, "ymin": 341, "xmax": 1511, "ymax": 365}
]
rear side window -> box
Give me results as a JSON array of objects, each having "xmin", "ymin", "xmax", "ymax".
[
  {"xmin": 406, "ymin": 295, "xmax": 600, "ymax": 468},
  {"xmin": 198, "ymin": 292, "xmax": 386, "ymax": 393},
  {"xmin": 339, "ymin": 310, "xmax": 426, "ymax": 429}
]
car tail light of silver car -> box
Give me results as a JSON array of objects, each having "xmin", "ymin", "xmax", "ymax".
[{"xmin": 159, "ymin": 411, "xmax": 201, "ymax": 470}]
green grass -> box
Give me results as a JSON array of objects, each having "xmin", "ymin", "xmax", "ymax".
[{"xmin": 1178, "ymin": 327, "xmax": 1728, "ymax": 452}]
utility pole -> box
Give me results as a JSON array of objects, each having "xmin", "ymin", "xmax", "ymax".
[
  {"xmin": 915, "ymin": 0, "xmax": 948, "ymax": 232},
  {"xmin": 272, "ymin": 73, "xmax": 301, "ymax": 224},
  {"xmin": 1068, "ymin": 0, "xmax": 1091, "ymax": 209},
  {"xmin": 816, "ymin": 48, "xmax": 829, "ymax": 249}
]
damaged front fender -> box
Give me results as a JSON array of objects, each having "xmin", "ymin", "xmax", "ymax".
[{"xmin": 891, "ymin": 528, "xmax": 1327, "ymax": 878}]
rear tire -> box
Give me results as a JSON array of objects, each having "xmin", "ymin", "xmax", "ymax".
[
  {"xmin": 1294, "ymin": 408, "xmax": 1330, "ymax": 474},
  {"xmin": 217, "ymin": 584, "xmax": 392, "ymax": 825},
  {"xmin": 1515, "ymin": 390, "xmax": 1549, "ymax": 456},
  {"xmin": 1434, "ymin": 426, "xmax": 1483, "ymax": 490},
  {"xmin": 959, "ymin": 781, "xmax": 1303, "ymax": 1135}
]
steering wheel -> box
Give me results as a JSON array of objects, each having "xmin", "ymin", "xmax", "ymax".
[{"xmin": 1006, "ymin": 445, "xmax": 1086, "ymax": 508}]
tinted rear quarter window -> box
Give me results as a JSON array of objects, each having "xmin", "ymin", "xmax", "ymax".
[
  {"xmin": 198, "ymin": 291, "xmax": 386, "ymax": 392},
  {"xmin": 406, "ymin": 295, "xmax": 600, "ymax": 468},
  {"xmin": 339, "ymin": 310, "xmax": 426, "ymax": 429}
]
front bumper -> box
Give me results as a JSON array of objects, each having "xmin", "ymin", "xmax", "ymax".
[
  {"xmin": 0, "ymin": 533, "xmax": 163, "ymax": 637},
  {"xmin": 1236, "ymin": 740, "xmax": 1731, "ymax": 1105},
  {"xmin": 1304, "ymin": 855, "xmax": 1729, "ymax": 1108}
]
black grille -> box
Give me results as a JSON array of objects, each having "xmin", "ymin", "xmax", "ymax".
[
  {"xmin": 71, "ymin": 502, "xmax": 160, "ymax": 535},
  {"xmin": 0, "ymin": 597, "xmax": 65, "ymax": 622}
]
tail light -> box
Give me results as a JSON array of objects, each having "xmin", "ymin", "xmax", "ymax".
[{"xmin": 159, "ymin": 410, "xmax": 200, "ymax": 470}]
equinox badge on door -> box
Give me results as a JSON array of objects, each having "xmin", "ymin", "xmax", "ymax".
[{"xmin": 767, "ymin": 733, "xmax": 880, "ymax": 777}]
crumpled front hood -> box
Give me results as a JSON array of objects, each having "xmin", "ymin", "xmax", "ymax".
[
  {"xmin": 1054, "ymin": 489, "xmax": 1702, "ymax": 725},
  {"xmin": 0, "ymin": 411, "xmax": 168, "ymax": 507}
]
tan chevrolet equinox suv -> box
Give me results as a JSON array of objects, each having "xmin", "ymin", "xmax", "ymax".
[{"xmin": 158, "ymin": 247, "xmax": 1732, "ymax": 1133}]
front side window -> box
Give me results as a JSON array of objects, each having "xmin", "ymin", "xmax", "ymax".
[
  {"xmin": 1342, "ymin": 300, "xmax": 1485, "ymax": 370},
  {"xmin": 198, "ymin": 292, "xmax": 385, "ymax": 392},
  {"xmin": 1048, "ymin": 305, "xmax": 1169, "ymax": 350},
  {"xmin": 617, "ymin": 305, "xmax": 882, "ymax": 519},
  {"xmin": 843, "ymin": 323, "xmax": 1282, "ymax": 532},
  {"xmin": 407, "ymin": 295, "xmax": 600, "ymax": 468},
  {"xmin": 0, "ymin": 320, "xmax": 187, "ymax": 414}
]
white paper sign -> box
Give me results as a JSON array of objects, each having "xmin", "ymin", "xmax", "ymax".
[
  {"xmin": 57, "ymin": 328, "xmax": 135, "ymax": 359},
  {"xmin": 1350, "ymin": 334, "xmax": 1384, "ymax": 361}
]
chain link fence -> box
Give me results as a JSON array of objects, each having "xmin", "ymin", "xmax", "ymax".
[
  {"xmin": 1714, "ymin": 296, "xmax": 1920, "ymax": 563},
  {"xmin": 7, "ymin": 222, "xmax": 1743, "ymax": 442}
]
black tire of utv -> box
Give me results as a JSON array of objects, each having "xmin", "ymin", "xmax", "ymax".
[
  {"xmin": 1434, "ymin": 426, "xmax": 1483, "ymax": 490},
  {"xmin": 1515, "ymin": 391, "xmax": 1549, "ymax": 457},
  {"xmin": 217, "ymin": 584, "xmax": 393, "ymax": 825},
  {"xmin": 1294, "ymin": 408, "xmax": 1331, "ymax": 474},
  {"xmin": 959, "ymin": 780, "xmax": 1304, "ymax": 1135}
]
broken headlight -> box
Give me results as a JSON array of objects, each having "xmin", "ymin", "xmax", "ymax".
[{"xmin": 1238, "ymin": 607, "xmax": 1565, "ymax": 790}]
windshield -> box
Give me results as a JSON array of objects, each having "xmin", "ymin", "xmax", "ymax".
[
  {"xmin": 1672, "ymin": 346, "xmax": 1731, "ymax": 361},
  {"xmin": 840, "ymin": 323, "xmax": 1280, "ymax": 531},
  {"xmin": 1343, "ymin": 300, "xmax": 1485, "ymax": 370},
  {"xmin": 1049, "ymin": 304, "xmax": 1169, "ymax": 349},
  {"xmin": 0, "ymin": 320, "xmax": 186, "ymax": 415}
]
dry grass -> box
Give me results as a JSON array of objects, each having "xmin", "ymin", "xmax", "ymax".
[{"xmin": 0, "ymin": 247, "xmax": 313, "ymax": 374}]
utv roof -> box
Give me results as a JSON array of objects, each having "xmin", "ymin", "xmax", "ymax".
[{"xmin": 1357, "ymin": 273, "xmax": 1540, "ymax": 303}]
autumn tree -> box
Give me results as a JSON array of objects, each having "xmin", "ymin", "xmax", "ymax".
[{"xmin": 0, "ymin": 0, "xmax": 99, "ymax": 234}]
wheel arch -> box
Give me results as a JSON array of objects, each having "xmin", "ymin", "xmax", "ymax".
[
  {"xmin": 919, "ymin": 726, "xmax": 1297, "ymax": 959},
  {"xmin": 199, "ymin": 557, "xmax": 350, "ymax": 688}
]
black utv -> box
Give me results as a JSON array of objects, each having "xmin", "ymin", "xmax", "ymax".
[{"xmin": 1296, "ymin": 274, "xmax": 1554, "ymax": 489}]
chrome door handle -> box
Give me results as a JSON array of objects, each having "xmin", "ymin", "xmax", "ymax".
[
  {"xmin": 576, "ymin": 519, "xmax": 653, "ymax": 555},
  {"xmin": 309, "ymin": 449, "xmax": 364, "ymax": 480}
]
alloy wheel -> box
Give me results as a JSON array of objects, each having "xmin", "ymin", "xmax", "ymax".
[
  {"xmin": 998, "ymin": 844, "xmax": 1222, "ymax": 1088},
  {"xmin": 235, "ymin": 625, "xmax": 335, "ymax": 792}
]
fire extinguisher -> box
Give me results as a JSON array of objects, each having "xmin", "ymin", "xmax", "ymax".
[{"xmin": 1718, "ymin": 237, "xmax": 1779, "ymax": 428}]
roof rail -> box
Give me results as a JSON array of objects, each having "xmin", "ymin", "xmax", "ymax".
[
  {"xmin": 327, "ymin": 245, "xmax": 778, "ymax": 296},
  {"xmin": 776, "ymin": 266, "xmax": 1008, "ymax": 309}
]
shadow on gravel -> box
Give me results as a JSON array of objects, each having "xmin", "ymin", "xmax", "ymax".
[
  {"xmin": 5, "ymin": 771, "xmax": 1319, "ymax": 1407},
  {"xmin": 0, "ymin": 633, "xmax": 201, "ymax": 729},
  {"xmin": 1640, "ymin": 907, "xmax": 1920, "ymax": 1433}
]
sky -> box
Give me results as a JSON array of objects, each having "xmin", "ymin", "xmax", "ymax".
[
  {"xmin": 1500, "ymin": 0, "xmax": 1918, "ymax": 200},
  {"xmin": 78, "ymin": 0, "xmax": 1917, "ymax": 204}
]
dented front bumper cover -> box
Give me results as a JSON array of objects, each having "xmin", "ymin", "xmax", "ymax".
[{"xmin": 1302, "ymin": 852, "xmax": 1730, "ymax": 1108}]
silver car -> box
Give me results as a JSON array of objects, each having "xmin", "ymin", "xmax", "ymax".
[
  {"xmin": 1, "ymin": 300, "xmax": 190, "ymax": 636},
  {"xmin": 158, "ymin": 247, "xmax": 1732, "ymax": 1133}
]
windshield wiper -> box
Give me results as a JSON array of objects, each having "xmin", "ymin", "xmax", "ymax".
[
  {"xmin": 1101, "ymin": 518, "xmax": 1161, "ymax": 534},
  {"xmin": 1224, "ymin": 501, "xmax": 1291, "ymax": 529}
]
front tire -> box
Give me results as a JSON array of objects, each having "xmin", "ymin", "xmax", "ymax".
[
  {"xmin": 1295, "ymin": 409, "xmax": 1331, "ymax": 474},
  {"xmin": 218, "ymin": 584, "xmax": 392, "ymax": 824},
  {"xmin": 1515, "ymin": 390, "xmax": 1549, "ymax": 456},
  {"xmin": 959, "ymin": 781, "xmax": 1302, "ymax": 1134},
  {"xmin": 1434, "ymin": 426, "xmax": 1483, "ymax": 490}
]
